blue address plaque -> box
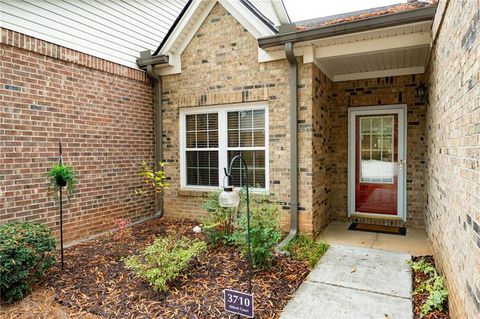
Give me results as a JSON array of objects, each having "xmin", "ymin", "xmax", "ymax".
[{"xmin": 224, "ymin": 289, "xmax": 254, "ymax": 318}]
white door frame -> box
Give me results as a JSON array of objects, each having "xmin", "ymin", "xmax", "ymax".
[{"xmin": 347, "ymin": 104, "xmax": 407, "ymax": 221}]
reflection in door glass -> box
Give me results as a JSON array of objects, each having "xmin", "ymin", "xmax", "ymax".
[{"xmin": 360, "ymin": 116, "xmax": 394, "ymax": 183}]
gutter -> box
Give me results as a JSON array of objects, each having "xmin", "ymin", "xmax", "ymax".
[
  {"xmin": 259, "ymin": 6, "xmax": 437, "ymax": 49},
  {"xmin": 276, "ymin": 42, "xmax": 298, "ymax": 253},
  {"xmin": 138, "ymin": 50, "xmax": 169, "ymax": 216}
]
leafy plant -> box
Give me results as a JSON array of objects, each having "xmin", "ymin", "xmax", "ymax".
[
  {"xmin": 135, "ymin": 161, "xmax": 168, "ymax": 195},
  {"xmin": 284, "ymin": 235, "xmax": 329, "ymax": 269},
  {"xmin": 408, "ymin": 258, "xmax": 448, "ymax": 317},
  {"xmin": 47, "ymin": 164, "xmax": 77, "ymax": 201},
  {"xmin": 0, "ymin": 221, "xmax": 56, "ymax": 303},
  {"xmin": 232, "ymin": 193, "xmax": 281, "ymax": 269},
  {"xmin": 201, "ymin": 189, "xmax": 239, "ymax": 245},
  {"xmin": 111, "ymin": 219, "xmax": 133, "ymax": 257},
  {"xmin": 123, "ymin": 236, "xmax": 207, "ymax": 292}
]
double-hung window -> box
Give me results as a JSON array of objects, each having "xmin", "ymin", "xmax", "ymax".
[{"xmin": 180, "ymin": 104, "xmax": 268, "ymax": 190}]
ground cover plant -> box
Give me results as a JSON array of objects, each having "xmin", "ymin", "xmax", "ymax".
[
  {"xmin": 284, "ymin": 235, "xmax": 329, "ymax": 269},
  {"xmin": 0, "ymin": 222, "xmax": 56, "ymax": 303},
  {"xmin": 40, "ymin": 217, "xmax": 310, "ymax": 318},
  {"xmin": 409, "ymin": 256, "xmax": 449, "ymax": 319}
]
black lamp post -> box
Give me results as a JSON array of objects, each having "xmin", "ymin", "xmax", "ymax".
[{"xmin": 219, "ymin": 155, "xmax": 253, "ymax": 295}]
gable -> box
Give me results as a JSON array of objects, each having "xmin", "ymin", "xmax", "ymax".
[{"xmin": 154, "ymin": 0, "xmax": 278, "ymax": 75}]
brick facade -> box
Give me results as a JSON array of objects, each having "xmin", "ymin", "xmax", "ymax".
[
  {"xmin": 160, "ymin": 3, "xmax": 319, "ymax": 234},
  {"xmin": 160, "ymin": 3, "xmax": 428, "ymax": 236},
  {"xmin": 0, "ymin": 28, "xmax": 156, "ymax": 243},
  {"xmin": 426, "ymin": 0, "xmax": 480, "ymax": 317}
]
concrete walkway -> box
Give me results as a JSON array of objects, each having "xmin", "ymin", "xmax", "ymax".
[{"xmin": 281, "ymin": 245, "xmax": 413, "ymax": 319}]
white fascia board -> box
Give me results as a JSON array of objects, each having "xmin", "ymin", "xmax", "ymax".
[
  {"xmin": 157, "ymin": 0, "xmax": 208, "ymax": 56},
  {"xmin": 315, "ymin": 31, "xmax": 431, "ymax": 60},
  {"xmin": 218, "ymin": 0, "xmax": 276, "ymax": 38},
  {"xmin": 333, "ymin": 66, "xmax": 425, "ymax": 82},
  {"xmin": 271, "ymin": 0, "xmax": 290, "ymax": 24}
]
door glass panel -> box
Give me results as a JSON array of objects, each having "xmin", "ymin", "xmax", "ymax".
[{"xmin": 359, "ymin": 116, "xmax": 394, "ymax": 183}]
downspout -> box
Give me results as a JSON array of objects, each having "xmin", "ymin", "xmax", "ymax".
[
  {"xmin": 145, "ymin": 64, "xmax": 164, "ymax": 217},
  {"xmin": 276, "ymin": 42, "xmax": 298, "ymax": 252}
]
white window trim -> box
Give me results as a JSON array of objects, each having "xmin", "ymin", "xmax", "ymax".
[{"xmin": 179, "ymin": 102, "xmax": 269, "ymax": 192}]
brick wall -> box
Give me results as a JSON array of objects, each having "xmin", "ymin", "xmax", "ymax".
[
  {"xmin": 160, "ymin": 3, "xmax": 317, "ymax": 234},
  {"xmin": 426, "ymin": 0, "xmax": 480, "ymax": 317},
  {"xmin": 331, "ymin": 75, "xmax": 427, "ymax": 228},
  {"xmin": 0, "ymin": 28, "xmax": 156, "ymax": 243},
  {"xmin": 311, "ymin": 66, "xmax": 334, "ymax": 236}
]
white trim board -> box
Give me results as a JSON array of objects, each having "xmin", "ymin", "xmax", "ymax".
[{"xmin": 347, "ymin": 104, "xmax": 408, "ymax": 222}]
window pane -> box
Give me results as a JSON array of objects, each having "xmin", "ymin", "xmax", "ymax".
[
  {"xmin": 197, "ymin": 114, "xmax": 207, "ymax": 131},
  {"xmin": 197, "ymin": 131, "xmax": 207, "ymax": 148},
  {"xmin": 228, "ymin": 150, "xmax": 265, "ymax": 188},
  {"xmin": 253, "ymin": 110, "xmax": 265, "ymax": 128},
  {"xmin": 185, "ymin": 113, "xmax": 218, "ymax": 149},
  {"xmin": 186, "ymin": 132, "xmax": 196, "ymax": 148},
  {"xmin": 228, "ymin": 130, "xmax": 239, "ymax": 147},
  {"xmin": 228, "ymin": 112, "xmax": 239, "ymax": 129},
  {"xmin": 253, "ymin": 129, "xmax": 265, "ymax": 147},
  {"xmin": 239, "ymin": 110, "xmax": 253, "ymax": 129},
  {"xmin": 240, "ymin": 130, "xmax": 253, "ymax": 147},
  {"xmin": 186, "ymin": 115, "xmax": 196, "ymax": 131},
  {"xmin": 186, "ymin": 151, "xmax": 218, "ymax": 186}
]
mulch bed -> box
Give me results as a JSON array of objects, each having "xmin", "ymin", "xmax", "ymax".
[
  {"xmin": 43, "ymin": 217, "xmax": 309, "ymax": 318},
  {"xmin": 411, "ymin": 256, "xmax": 449, "ymax": 319}
]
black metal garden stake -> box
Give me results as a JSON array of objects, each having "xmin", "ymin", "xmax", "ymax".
[
  {"xmin": 58, "ymin": 140, "xmax": 65, "ymax": 269},
  {"xmin": 221, "ymin": 155, "xmax": 253, "ymax": 318}
]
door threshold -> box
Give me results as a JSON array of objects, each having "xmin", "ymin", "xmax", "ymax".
[{"xmin": 351, "ymin": 213, "xmax": 403, "ymax": 221}]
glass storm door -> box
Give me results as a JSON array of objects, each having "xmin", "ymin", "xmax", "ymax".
[{"xmin": 348, "ymin": 107, "xmax": 406, "ymax": 219}]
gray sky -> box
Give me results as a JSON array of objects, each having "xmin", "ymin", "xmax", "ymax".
[{"xmin": 282, "ymin": 0, "xmax": 405, "ymax": 22}]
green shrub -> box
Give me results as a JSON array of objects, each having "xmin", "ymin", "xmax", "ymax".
[
  {"xmin": 284, "ymin": 235, "xmax": 329, "ymax": 269},
  {"xmin": 233, "ymin": 193, "xmax": 281, "ymax": 269},
  {"xmin": 408, "ymin": 258, "xmax": 448, "ymax": 317},
  {"xmin": 0, "ymin": 221, "xmax": 56, "ymax": 303},
  {"xmin": 123, "ymin": 236, "xmax": 207, "ymax": 292},
  {"xmin": 47, "ymin": 164, "xmax": 77, "ymax": 201},
  {"xmin": 201, "ymin": 189, "xmax": 238, "ymax": 245}
]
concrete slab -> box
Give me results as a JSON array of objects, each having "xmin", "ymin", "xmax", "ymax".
[
  {"xmin": 280, "ymin": 244, "xmax": 414, "ymax": 319},
  {"xmin": 308, "ymin": 245, "xmax": 412, "ymax": 298},
  {"xmin": 318, "ymin": 221, "xmax": 433, "ymax": 256},
  {"xmin": 318, "ymin": 221, "xmax": 378, "ymax": 248},
  {"xmin": 281, "ymin": 281, "xmax": 412, "ymax": 319}
]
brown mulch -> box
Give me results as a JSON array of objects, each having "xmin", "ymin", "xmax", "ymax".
[
  {"xmin": 0, "ymin": 287, "xmax": 101, "ymax": 319},
  {"xmin": 411, "ymin": 256, "xmax": 449, "ymax": 319},
  {"xmin": 40, "ymin": 217, "xmax": 309, "ymax": 319}
]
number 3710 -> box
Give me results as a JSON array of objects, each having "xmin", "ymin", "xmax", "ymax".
[{"xmin": 227, "ymin": 294, "xmax": 251, "ymax": 307}]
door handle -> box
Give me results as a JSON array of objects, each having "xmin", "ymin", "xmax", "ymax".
[{"xmin": 399, "ymin": 159, "xmax": 406, "ymax": 169}]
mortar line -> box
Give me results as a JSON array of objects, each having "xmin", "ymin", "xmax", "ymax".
[{"xmin": 307, "ymin": 279, "xmax": 412, "ymax": 301}]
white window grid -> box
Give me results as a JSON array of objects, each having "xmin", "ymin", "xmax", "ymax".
[{"xmin": 180, "ymin": 103, "xmax": 269, "ymax": 191}]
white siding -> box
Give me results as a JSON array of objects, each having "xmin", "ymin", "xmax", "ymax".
[{"xmin": 0, "ymin": 0, "xmax": 188, "ymax": 69}]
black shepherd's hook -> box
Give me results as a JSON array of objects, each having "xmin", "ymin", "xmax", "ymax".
[{"xmin": 58, "ymin": 140, "xmax": 64, "ymax": 269}]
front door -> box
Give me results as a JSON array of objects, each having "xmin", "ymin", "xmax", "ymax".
[{"xmin": 348, "ymin": 106, "xmax": 406, "ymax": 220}]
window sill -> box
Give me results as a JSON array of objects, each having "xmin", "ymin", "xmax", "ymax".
[{"xmin": 178, "ymin": 188, "xmax": 218, "ymax": 197}]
